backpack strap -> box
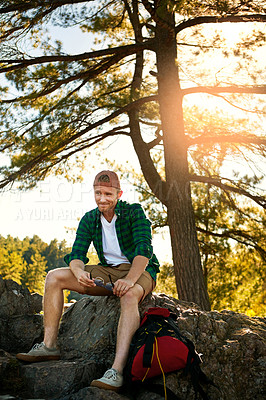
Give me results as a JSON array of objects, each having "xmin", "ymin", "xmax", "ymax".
[
  {"xmin": 142, "ymin": 329, "xmax": 156, "ymax": 368},
  {"xmin": 142, "ymin": 318, "xmax": 162, "ymax": 368}
]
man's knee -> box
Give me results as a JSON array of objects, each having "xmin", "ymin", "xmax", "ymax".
[
  {"xmin": 120, "ymin": 285, "xmax": 144, "ymax": 307},
  {"xmin": 45, "ymin": 268, "xmax": 70, "ymax": 289},
  {"xmin": 45, "ymin": 269, "xmax": 60, "ymax": 287}
]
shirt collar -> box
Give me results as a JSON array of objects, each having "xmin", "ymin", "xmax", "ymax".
[{"xmin": 114, "ymin": 199, "xmax": 122, "ymax": 217}]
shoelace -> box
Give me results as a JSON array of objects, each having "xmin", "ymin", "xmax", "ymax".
[
  {"xmin": 32, "ymin": 342, "xmax": 44, "ymax": 350},
  {"xmin": 103, "ymin": 368, "xmax": 118, "ymax": 381}
]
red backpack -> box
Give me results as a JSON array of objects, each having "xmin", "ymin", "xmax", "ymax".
[{"xmin": 124, "ymin": 307, "xmax": 213, "ymax": 400}]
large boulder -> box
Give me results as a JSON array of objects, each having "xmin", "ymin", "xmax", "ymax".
[
  {"xmin": 0, "ymin": 349, "xmax": 25, "ymax": 395},
  {"xmin": 0, "ymin": 276, "xmax": 43, "ymax": 353},
  {"xmin": 0, "ymin": 276, "xmax": 42, "ymax": 317},
  {"xmin": 0, "ymin": 277, "xmax": 265, "ymax": 400},
  {"xmin": 57, "ymin": 294, "xmax": 265, "ymax": 400},
  {"xmin": 0, "ymin": 314, "xmax": 43, "ymax": 354},
  {"xmin": 20, "ymin": 359, "xmax": 106, "ymax": 399}
]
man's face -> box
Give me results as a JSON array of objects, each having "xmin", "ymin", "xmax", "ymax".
[{"xmin": 94, "ymin": 185, "xmax": 122, "ymax": 214}]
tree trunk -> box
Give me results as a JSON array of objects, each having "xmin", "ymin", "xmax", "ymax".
[{"xmin": 155, "ymin": 3, "xmax": 210, "ymax": 310}]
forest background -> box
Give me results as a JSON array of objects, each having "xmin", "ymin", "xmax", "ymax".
[
  {"xmin": 0, "ymin": 226, "xmax": 264, "ymax": 317},
  {"xmin": 0, "ymin": 1, "xmax": 265, "ymax": 316}
]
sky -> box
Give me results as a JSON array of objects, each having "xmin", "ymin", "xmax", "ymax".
[{"xmin": 0, "ymin": 17, "xmax": 265, "ymax": 264}]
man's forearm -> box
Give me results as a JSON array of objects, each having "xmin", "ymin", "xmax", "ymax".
[
  {"xmin": 70, "ymin": 259, "xmax": 85, "ymax": 279},
  {"xmin": 70, "ymin": 259, "xmax": 95, "ymax": 288},
  {"xmin": 126, "ymin": 255, "xmax": 149, "ymax": 284}
]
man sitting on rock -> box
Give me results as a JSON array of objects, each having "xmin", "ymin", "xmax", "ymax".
[{"xmin": 16, "ymin": 170, "xmax": 160, "ymax": 392}]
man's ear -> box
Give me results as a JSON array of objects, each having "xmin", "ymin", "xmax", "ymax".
[{"xmin": 118, "ymin": 190, "xmax": 123, "ymax": 199}]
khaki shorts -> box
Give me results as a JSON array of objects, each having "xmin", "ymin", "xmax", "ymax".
[{"xmin": 84, "ymin": 263, "xmax": 155, "ymax": 300}]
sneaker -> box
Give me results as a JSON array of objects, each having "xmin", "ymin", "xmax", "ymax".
[
  {"xmin": 16, "ymin": 342, "xmax": 60, "ymax": 362},
  {"xmin": 90, "ymin": 368, "xmax": 123, "ymax": 392}
]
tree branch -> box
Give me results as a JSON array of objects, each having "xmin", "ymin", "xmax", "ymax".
[
  {"xmin": 190, "ymin": 174, "xmax": 266, "ymax": 209},
  {"xmin": 42, "ymin": 129, "xmax": 131, "ymax": 171},
  {"xmin": 182, "ymin": 85, "xmax": 266, "ymax": 96},
  {"xmin": 176, "ymin": 14, "xmax": 266, "ymax": 34},
  {"xmin": 69, "ymin": 125, "xmax": 130, "ymax": 150},
  {"xmin": 0, "ymin": 42, "xmax": 152, "ymax": 74},
  {"xmin": 197, "ymin": 226, "xmax": 266, "ymax": 261},
  {"xmin": 0, "ymin": 95, "xmax": 158, "ymax": 189},
  {"xmin": 187, "ymin": 134, "xmax": 266, "ymax": 146},
  {"xmin": 0, "ymin": 0, "xmax": 90, "ymax": 14},
  {"xmin": 147, "ymin": 132, "xmax": 163, "ymax": 150},
  {"xmin": 0, "ymin": 1, "xmax": 92, "ymax": 41},
  {"xmin": 1, "ymin": 54, "xmax": 135, "ymax": 103}
]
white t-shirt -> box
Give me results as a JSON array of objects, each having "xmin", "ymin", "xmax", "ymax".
[{"xmin": 101, "ymin": 214, "xmax": 130, "ymax": 266}]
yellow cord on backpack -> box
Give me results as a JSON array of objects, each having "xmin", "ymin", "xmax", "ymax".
[
  {"xmin": 142, "ymin": 341, "xmax": 155, "ymax": 382},
  {"xmin": 141, "ymin": 330, "xmax": 167, "ymax": 400},
  {"xmin": 155, "ymin": 337, "xmax": 167, "ymax": 400}
]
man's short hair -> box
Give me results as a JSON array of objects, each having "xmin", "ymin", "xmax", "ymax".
[{"xmin": 93, "ymin": 170, "xmax": 121, "ymax": 190}]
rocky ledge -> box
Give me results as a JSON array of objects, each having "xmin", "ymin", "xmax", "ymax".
[{"xmin": 0, "ymin": 276, "xmax": 265, "ymax": 400}]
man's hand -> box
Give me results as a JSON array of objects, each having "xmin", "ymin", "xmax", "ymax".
[
  {"xmin": 76, "ymin": 270, "xmax": 96, "ymax": 288},
  {"xmin": 112, "ymin": 255, "xmax": 148, "ymax": 297},
  {"xmin": 113, "ymin": 278, "xmax": 134, "ymax": 297},
  {"xmin": 70, "ymin": 259, "xmax": 96, "ymax": 289}
]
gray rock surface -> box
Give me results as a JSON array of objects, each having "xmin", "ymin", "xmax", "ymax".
[
  {"xmin": 59, "ymin": 387, "xmax": 130, "ymax": 400},
  {"xmin": 0, "ymin": 276, "xmax": 43, "ymax": 354},
  {"xmin": 0, "ymin": 276, "xmax": 42, "ymax": 317},
  {"xmin": 0, "ymin": 349, "xmax": 23, "ymax": 395},
  {"xmin": 0, "ymin": 314, "xmax": 43, "ymax": 353},
  {"xmin": 20, "ymin": 360, "xmax": 106, "ymax": 399},
  {"xmin": 58, "ymin": 293, "xmax": 266, "ymax": 400},
  {"xmin": 0, "ymin": 278, "xmax": 265, "ymax": 400}
]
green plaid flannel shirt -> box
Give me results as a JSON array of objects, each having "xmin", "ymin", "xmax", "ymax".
[{"xmin": 64, "ymin": 200, "xmax": 160, "ymax": 281}]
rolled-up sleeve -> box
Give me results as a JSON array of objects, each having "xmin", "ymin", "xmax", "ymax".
[
  {"xmin": 64, "ymin": 214, "xmax": 92, "ymax": 266},
  {"xmin": 130, "ymin": 204, "xmax": 153, "ymax": 260}
]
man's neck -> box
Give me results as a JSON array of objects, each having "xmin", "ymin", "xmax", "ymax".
[{"xmin": 102, "ymin": 210, "xmax": 115, "ymax": 223}]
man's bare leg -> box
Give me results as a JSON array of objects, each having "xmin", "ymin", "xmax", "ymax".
[
  {"xmin": 90, "ymin": 284, "xmax": 144, "ymax": 391},
  {"xmin": 16, "ymin": 267, "xmax": 112, "ymax": 361},
  {"xmin": 112, "ymin": 284, "xmax": 144, "ymax": 373},
  {"xmin": 43, "ymin": 268, "xmax": 111, "ymax": 348}
]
